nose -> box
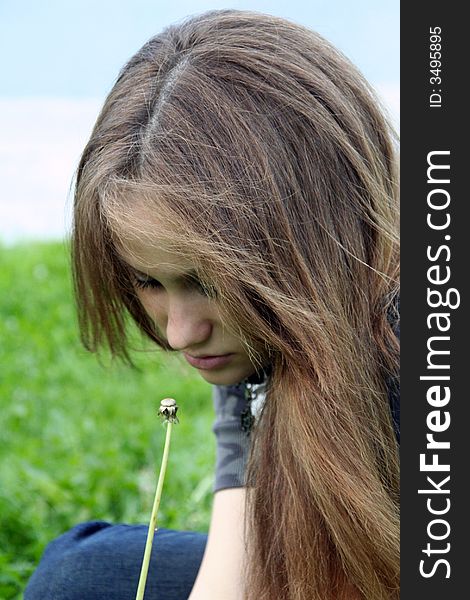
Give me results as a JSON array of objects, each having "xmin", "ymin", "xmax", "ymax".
[{"xmin": 164, "ymin": 297, "xmax": 213, "ymax": 351}]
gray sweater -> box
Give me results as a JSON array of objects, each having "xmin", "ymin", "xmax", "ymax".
[{"xmin": 212, "ymin": 375, "xmax": 268, "ymax": 492}]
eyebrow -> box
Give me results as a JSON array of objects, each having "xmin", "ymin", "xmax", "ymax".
[{"xmin": 127, "ymin": 263, "xmax": 200, "ymax": 282}]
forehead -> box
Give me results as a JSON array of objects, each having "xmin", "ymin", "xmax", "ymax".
[
  {"xmin": 108, "ymin": 192, "xmax": 196, "ymax": 275},
  {"xmin": 118, "ymin": 236, "xmax": 196, "ymax": 277}
]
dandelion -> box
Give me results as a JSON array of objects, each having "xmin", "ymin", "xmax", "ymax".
[
  {"xmin": 135, "ymin": 398, "xmax": 179, "ymax": 600},
  {"xmin": 158, "ymin": 398, "xmax": 180, "ymax": 424}
]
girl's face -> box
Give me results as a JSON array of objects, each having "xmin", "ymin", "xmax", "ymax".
[{"xmin": 119, "ymin": 235, "xmax": 258, "ymax": 386}]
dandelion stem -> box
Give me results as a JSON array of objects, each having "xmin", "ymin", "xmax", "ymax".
[{"xmin": 135, "ymin": 419, "xmax": 174, "ymax": 600}]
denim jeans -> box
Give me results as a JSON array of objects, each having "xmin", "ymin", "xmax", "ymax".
[{"xmin": 24, "ymin": 521, "xmax": 207, "ymax": 600}]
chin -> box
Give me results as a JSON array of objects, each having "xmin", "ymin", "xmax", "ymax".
[{"xmin": 199, "ymin": 366, "xmax": 256, "ymax": 386}]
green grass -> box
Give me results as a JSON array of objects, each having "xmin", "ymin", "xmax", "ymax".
[{"xmin": 0, "ymin": 241, "xmax": 215, "ymax": 599}]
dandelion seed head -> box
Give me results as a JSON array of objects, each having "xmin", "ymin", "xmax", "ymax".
[{"xmin": 158, "ymin": 397, "xmax": 179, "ymax": 424}]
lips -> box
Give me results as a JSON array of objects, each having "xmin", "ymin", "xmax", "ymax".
[{"xmin": 183, "ymin": 353, "xmax": 234, "ymax": 370}]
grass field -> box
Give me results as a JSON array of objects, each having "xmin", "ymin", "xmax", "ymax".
[{"xmin": 0, "ymin": 241, "xmax": 215, "ymax": 599}]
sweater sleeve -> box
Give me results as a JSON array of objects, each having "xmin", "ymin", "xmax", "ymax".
[{"xmin": 212, "ymin": 383, "xmax": 251, "ymax": 492}]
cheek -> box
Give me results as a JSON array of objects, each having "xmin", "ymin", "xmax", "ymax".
[{"xmin": 137, "ymin": 292, "xmax": 166, "ymax": 327}]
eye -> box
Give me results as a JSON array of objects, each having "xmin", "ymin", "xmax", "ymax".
[
  {"xmin": 186, "ymin": 276, "xmax": 218, "ymax": 299},
  {"xmin": 133, "ymin": 272, "xmax": 162, "ymax": 290}
]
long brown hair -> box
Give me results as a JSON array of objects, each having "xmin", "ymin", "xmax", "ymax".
[{"xmin": 72, "ymin": 10, "xmax": 399, "ymax": 599}]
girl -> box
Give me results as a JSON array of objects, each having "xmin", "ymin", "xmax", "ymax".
[{"xmin": 26, "ymin": 9, "xmax": 399, "ymax": 600}]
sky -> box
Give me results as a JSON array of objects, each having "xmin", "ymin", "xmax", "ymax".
[{"xmin": 0, "ymin": 0, "xmax": 399, "ymax": 244}]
